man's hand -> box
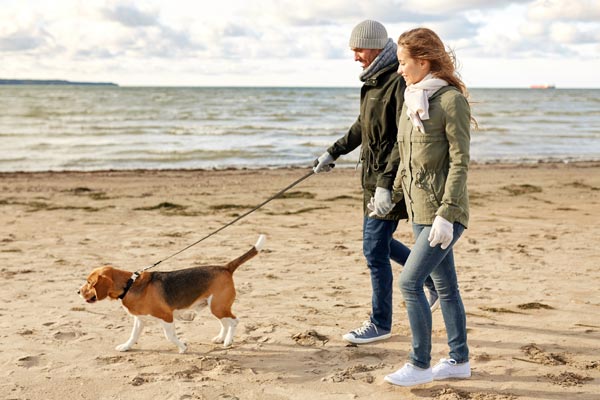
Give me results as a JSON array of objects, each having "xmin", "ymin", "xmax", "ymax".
[
  {"xmin": 428, "ymin": 215, "xmax": 453, "ymax": 249},
  {"xmin": 367, "ymin": 187, "xmax": 394, "ymax": 217},
  {"xmin": 313, "ymin": 152, "xmax": 335, "ymax": 173}
]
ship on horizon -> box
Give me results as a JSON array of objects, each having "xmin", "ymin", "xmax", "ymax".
[{"xmin": 530, "ymin": 83, "xmax": 556, "ymax": 89}]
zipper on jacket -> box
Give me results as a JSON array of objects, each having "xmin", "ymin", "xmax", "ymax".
[{"xmin": 407, "ymin": 125, "xmax": 415, "ymax": 221}]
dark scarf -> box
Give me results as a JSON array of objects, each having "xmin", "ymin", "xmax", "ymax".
[{"xmin": 359, "ymin": 38, "xmax": 398, "ymax": 82}]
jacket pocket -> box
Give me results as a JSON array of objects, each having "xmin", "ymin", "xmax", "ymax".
[{"xmin": 425, "ymin": 170, "xmax": 446, "ymax": 207}]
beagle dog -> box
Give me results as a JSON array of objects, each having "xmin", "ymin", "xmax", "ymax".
[{"xmin": 78, "ymin": 235, "xmax": 265, "ymax": 353}]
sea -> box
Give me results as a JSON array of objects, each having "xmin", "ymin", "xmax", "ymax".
[{"xmin": 1, "ymin": 86, "xmax": 599, "ymax": 172}]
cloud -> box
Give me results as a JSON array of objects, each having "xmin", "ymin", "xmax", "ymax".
[
  {"xmin": 527, "ymin": 0, "xmax": 600, "ymax": 21},
  {"xmin": 241, "ymin": 0, "xmax": 433, "ymax": 26},
  {"xmin": 223, "ymin": 23, "xmax": 262, "ymax": 39},
  {"xmin": 417, "ymin": 17, "xmax": 482, "ymax": 41},
  {"xmin": 101, "ymin": 4, "xmax": 160, "ymax": 27},
  {"xmin": 0, "ymin": 27, "xmax": 52, "ymax": 52},
  {"xmin": 401, "ymin": 0, "xmax": 532, "ymax": 14},
  {"xmin": 0, "ymin": 0, "xmax": 597, "ymax": 87},
  {"xmin": 549, "ymin": 22, "xmax": 600, "ymax": 45},
  {"xmin": 98, "ymin": 3, "xmax": 203, "ymax": 57}
]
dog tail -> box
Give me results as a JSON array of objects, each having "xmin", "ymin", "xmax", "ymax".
[{"xmin": 225, "ymin": 234, "xmax": 266, "ymax": 273}]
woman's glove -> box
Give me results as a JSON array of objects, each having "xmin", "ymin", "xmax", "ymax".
[
  {"xmin": 428, "ymin": 215, "xmax": 453, "ymax": 249},
  {"xmin": 313, "ymin": 152, "xmax": 335, "ymax": 173}
]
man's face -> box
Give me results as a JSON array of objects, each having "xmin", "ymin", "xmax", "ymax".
[{"xmin": 352, "ymin": 48, "xmax": 382, "ymax": 69}]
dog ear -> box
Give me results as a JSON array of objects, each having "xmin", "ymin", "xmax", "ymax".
[{"xmin": 93, "ymin": 274, "xmax": 113, "ymax": 300}]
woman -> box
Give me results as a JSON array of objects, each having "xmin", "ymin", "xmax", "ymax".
[{"xmin": 374, "ymin": 27, "xmax": 473, "ymax": 386}]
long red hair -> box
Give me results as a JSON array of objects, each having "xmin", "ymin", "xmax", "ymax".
[
  {"xmin": 398, "ymin": 27, "xmax": 467, "ymax": 97},
  {"xmin": 398, "ymin": 27, "xmax": 477, "ymax": 127}
]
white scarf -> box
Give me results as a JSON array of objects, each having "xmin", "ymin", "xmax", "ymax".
[{"xmin": 404, "ymin": 73, "xmax": 448, "ymax": 132}]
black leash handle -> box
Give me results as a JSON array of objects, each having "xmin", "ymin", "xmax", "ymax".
[{"xmin": 138, "ymin": 168, "xmax": 316, "ymax": 273}]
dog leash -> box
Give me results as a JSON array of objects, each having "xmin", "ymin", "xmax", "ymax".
[{"xmin": 119, "ymin": 168, "xmax": 319, "ymax": 298}]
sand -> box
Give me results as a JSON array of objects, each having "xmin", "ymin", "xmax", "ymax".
[{"xmin": 1, "ymin": 162, "xmax": 599, "ymax": 400}]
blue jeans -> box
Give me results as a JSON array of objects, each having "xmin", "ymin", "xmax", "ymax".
[
  {"xmin": 362, "ymin": 217, "xmax": 436, "ymax": 331},
  {"xmin": 399, "ymin": 222, "xmax": 469, "ymax": 369}
]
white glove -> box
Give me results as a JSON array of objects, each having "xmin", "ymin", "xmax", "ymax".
[
  {"xmin": 367, "ymin": 187, "xmax": 394, "ymax": 217},
  {"xmin": 313, "ymin": 152, "xmax": 335, "ymax": 173},
  {"xmin": 428, "ymin": 215, "xmax": 453, "ymax": 250}
]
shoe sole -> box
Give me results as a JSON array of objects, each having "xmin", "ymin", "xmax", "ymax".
[
  {"xmin": 433, "ymin": 372, "xmax": 471, "ymax": 380},
  {"xmin": 342, "ymin": 332, "xmax": 391, "ymax": 344},
  {"xmin": 384, "ymin": 375, "xmax": 433, "ymax": 387}
]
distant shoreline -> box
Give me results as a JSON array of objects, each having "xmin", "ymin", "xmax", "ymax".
[
  {"xmin": 1, "ymin": 81, "xmax": 599, "ymax": 89},
  {"xmin": 0, "ymin": 79, "xmax": 118, "ymax": 86},
  {"xmin": 0, "ymin": 160, "xmax": 598, "ymax": 177}
]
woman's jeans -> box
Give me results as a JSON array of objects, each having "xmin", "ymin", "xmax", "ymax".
[
  {"xmin": 399, "ymin": 222, "xmax": 469, "ymax": 369},
  {"xmin": 362, "ymin": 217, "xmax": 436, "ymax": 331}
]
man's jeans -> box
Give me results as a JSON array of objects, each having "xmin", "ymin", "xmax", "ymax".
[
  {"xmin": 362, "ymin": 217, "xmax": 436, "ymax": 331},
  {"xmin": 399, "ymin": 222, "xmax": 469, "ymax": 369}
]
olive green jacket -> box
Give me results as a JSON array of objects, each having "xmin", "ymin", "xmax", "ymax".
[
  {"xmin": 381, "ymin": 86, "xmax": 470, "ymax": 227},
  {"xmin": 327, "ymin": 63, "xmax": 408, "ymax": 220}
]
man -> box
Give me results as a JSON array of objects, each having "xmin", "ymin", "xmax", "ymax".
[{"xmin": 313, "ymin": 20, "xmax": 438, "ymax": 344}]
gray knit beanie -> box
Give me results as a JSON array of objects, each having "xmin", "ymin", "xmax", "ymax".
[{"xmin": 349, "ymin": 20, "xmax": 388, "ymax": 49}]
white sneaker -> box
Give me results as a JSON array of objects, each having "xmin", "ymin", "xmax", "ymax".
[
  {"xmin": 432, "ymin": 358, "xmax": 471, "ymax": 380},
  {"xmin": 384, "ymin": 363, "xmax": 433, "ymax": 387}
]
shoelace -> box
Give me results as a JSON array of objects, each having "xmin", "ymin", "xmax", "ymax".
[
  {"xmin": 353, "ymin": 321, "xmax": 375, "ymax": 335},
  {"xmin": 439, "ymin": 358, "xmax": 457, "ymax": 366}
]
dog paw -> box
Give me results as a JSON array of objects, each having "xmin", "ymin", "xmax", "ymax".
[
  {"xmin": 178, "ymin": 343, "xmax": 188, "ymax": 354},
  {"xmin": 212, "ymin": 335, "xmax": 224, "ymax": 344},
  {"xmin": 115, "ymin": 343, "xmax": 132, "ymax": 352},
  {"xmin": 223, "ymin": 340, "xmax": 233, "ymax": 348}
]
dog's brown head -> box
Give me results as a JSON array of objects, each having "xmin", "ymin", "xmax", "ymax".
[{"xmin": 78, "ymin": 266, "xmax": 118, "ymax": 303}]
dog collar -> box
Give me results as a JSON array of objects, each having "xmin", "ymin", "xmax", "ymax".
[{"xmin": 118, "ymin": 271, "xmax": 140, "ymax": 299}]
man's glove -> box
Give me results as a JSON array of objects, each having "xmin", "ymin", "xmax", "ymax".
[
  {"xmin": 313, "ymin": 152, "xmax": 335, "ymax": 173},
  {"xmin": 367, "ymin": 187, "xmax": 394, "ymax": 217},
  {"xmin": 428, "ymin": 215, "xmax": 454, "ymax": 249}
]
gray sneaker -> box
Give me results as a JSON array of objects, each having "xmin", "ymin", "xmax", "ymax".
[
  {"xmin": 342, "ymin": 321, "xmax": 391, "ymax": 344},
  {"xmin": 426, "ymin": 286, "xmax": 440, "ymax": 313}
]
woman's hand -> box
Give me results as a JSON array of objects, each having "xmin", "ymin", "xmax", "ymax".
[{"xmin": 428, "ymin": 215, "xmax": 453, "ymax": 249}]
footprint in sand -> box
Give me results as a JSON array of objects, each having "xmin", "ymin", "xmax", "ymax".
[
  {"xmin": 517, "ymin": 302, "xmax": 554, "ymax": 310},
  {"xmin": 130, "ymin": 374, "xmax": 155, "ymax": 386},
  {"xmin": 16, "ymin": 354, "xmax": 42, "ymax": 368},
  {"xmin": 324, "ymin": 363, "xmax": 384, "ymax": 384},
  {"xmin": 292, "ymin": 329, "xmax": 329, "ymax": 346},
  {"xmin": 96, "ymin": 355, "xmax": 128, "ymax": 365},
  {"xmin": 430, "ymin": 388, "xmax": 517, "ymax": 400},
  {"xmin": 53, "ymin": 330, "xmax": 80, "ymax": 341},
  {"xmin": 545, "ymin": 371, "xmax": 593, "ymax": 387},
  {"xmin": 520, "ymin": 343, "xmax": 568, "ymax": 366},
  {"xmin": 172, "ymin": 365, "xmax": 204, "ymax": 380},
  {"xmin": 213, "ymin": 359, "xmax": 242, "ymax": 374},
  {"xmin": 473, "ymin": 352, "xmax": 492, "ymax": 362},
  {"xmin": 175, "ymin": 310, "xmax": 197, "ymax": 321}
]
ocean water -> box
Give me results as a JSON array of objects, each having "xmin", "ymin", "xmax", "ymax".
[{"xmin": 0, "ymin": 86, "xmax": 599, "ymax": 172}]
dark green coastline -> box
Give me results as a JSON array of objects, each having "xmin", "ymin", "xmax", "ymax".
[{"xmin": 0, "ymin": 79, "xmax": 118, "ymax": 86}]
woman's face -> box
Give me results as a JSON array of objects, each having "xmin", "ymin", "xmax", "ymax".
[{"xmin": 397, "ymin": 47, "xmax": 430, "ymax": 85}]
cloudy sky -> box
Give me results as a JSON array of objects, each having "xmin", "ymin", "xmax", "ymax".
[{"xmin": 1, "ymin": 0, "xmax": 598, "ymax": 88}]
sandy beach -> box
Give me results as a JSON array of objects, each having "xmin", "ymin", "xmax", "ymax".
[{"xmin": 1, "ymin": 162, "xmax": 599, "ymax": 400}]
